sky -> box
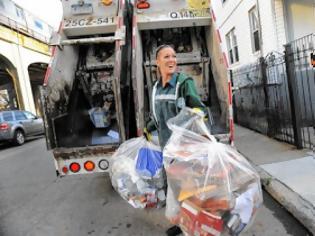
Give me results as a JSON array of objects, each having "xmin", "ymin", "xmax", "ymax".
[{"xmin": 11, "ymin": 0, "xmax": 63, "ymax": 30}]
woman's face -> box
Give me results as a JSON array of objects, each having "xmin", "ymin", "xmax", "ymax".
[{"xmin": 156, "ymin": 47, "xmax": 177, "ymax": 78}]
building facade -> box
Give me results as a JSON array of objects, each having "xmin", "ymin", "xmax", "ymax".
[
  {"xmin": 212, "ymin": 0, "xmax": 315, "ymax": 68},
  {"xmin": 212, "ymin": 0, "xmax": 315, "ymax": 149}
]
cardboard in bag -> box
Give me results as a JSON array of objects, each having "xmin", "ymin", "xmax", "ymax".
[{"xmin": 179, "ymin": 200, "xmax": 224, "ymax": 236}]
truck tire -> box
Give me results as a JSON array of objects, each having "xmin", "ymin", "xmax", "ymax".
[{"xmin": 13, "ymin": 129, "xmax": 25, "ymax": 145}]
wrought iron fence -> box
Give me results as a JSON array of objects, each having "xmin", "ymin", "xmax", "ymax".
[
  {"xmin": 232, "ymin": 33, "xmax": 315, "ymax": 150},
  {"xmin": 285, "ymin": 34, "xmax": 315, "ymax": 150},
  {"xmin": 232, "ymin": 61, "xmax": 268, "ymax": 134}
]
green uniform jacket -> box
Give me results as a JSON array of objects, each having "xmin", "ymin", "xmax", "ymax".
[{"xmin": 147, "ymin": 72, "xmax": 205, "ymax": 148}]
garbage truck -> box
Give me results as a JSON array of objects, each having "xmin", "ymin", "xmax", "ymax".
[{"xmin": 41, "ymin": 0, "xmax": 232, "ymax": 177}]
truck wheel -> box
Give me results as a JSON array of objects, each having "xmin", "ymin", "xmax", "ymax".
[{"xmin": 13, "ymin": 130, "xmax": 25, "ymax": 145}]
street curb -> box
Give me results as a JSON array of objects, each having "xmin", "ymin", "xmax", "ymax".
[
  {"xmin": 236, "ymin": 147, "xmax": 315, "ymax": 234},
  {"xmin": 255, "ymin": 164, "xmax": 315, "ymax": 235}
]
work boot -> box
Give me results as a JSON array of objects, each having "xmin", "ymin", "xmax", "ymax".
[{"xmin": 166, "ymin": 225, "xmax": 182, "ymax": 236}]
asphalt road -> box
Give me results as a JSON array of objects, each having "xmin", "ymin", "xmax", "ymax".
[{"xmin": 0, "ymin": 138, "xmax": 312, "ymax": 236}]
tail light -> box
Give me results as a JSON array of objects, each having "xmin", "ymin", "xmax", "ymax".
[
  {"xmin": 101, "ymin": 0, "xmax": 112, "ymax": 6},
  {"xmin": 69, "ymin": 162, "xmax": 81, "ymax": 173},
  {"xmin": 84, "ymin": 161, "xmax": 95, "ymax": 171},
  {"xmin": 137, "ymin": 0, "xmax": 150, "ymax": 9},
  {"xmin": 62, "ymin": 166, "xmax": 69, "ymax": 174},
  {"xmin": 0, "ymin": 123, "xmax": 9, "ymax": 130},
  {"xmin": 98, "ymin": 159, "xmax": 109, "ymax": 170}
]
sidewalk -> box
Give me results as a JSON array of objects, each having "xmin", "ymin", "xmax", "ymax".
[{"xmin": 234, "ymin": 125, "xmax": 315, "ymax": 235}]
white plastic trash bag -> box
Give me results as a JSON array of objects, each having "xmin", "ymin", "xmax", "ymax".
[
  {"xmin": 163, "ymin": 107, "xmax": 263, "ymax": 235},
  {"xmin": 89, "ymin": 107, "xmax": 111, "ymax": 128},
  {"xmin": 110, "ymin": 137, "xmax": 166, "ymax": 209}
]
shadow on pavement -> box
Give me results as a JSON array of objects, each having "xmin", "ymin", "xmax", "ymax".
[{"xmin": 0, "ymin": 135, "xmax": 44, "ymax": 151}]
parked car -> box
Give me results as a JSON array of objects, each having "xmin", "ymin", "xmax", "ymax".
[{"xmin": 0, "ymin": 110, "xmax": 44, "ymax": 145}]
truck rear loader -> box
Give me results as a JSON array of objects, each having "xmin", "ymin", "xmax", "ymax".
[{"xmin": 42, "ymin": 0, "xmax": 232, "ymax": 177}]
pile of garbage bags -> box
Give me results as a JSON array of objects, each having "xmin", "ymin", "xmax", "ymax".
[
  {"xmin": 163, "ymin": 108, "xmax": 263, "ymax": 236},
  {"xmin": 110, "ymin": 137, "xmax": 166, "ymax": 209},
  {"xmin": 110, "ymin": 107, "xmax": 262, "ymax": 235}
]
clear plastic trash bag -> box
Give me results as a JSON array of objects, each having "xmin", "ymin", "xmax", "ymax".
[
  {"xmin": 163, "ymin": 107, "xmax": 263, "ymax": 235},
  {"xmin": 110, "ymin": 137, "xmax": 166, "ymax": 209}
]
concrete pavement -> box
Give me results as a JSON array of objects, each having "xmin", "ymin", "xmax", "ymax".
[
  {"xmin": 0, "ymin": 135, "xmax": 312, "ymax": 235},
  {"xmin": 234, "ymin": 125, "xmax": 315, "ymax": 235}
]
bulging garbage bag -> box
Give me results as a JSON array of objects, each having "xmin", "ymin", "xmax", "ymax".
[
  {"xmin": 163, "ymin": 107, "xmax": 263, "ymax": 235},
  {"xmin": 110, "ymin": 137, "xmax": 166, "ymax": 209}
]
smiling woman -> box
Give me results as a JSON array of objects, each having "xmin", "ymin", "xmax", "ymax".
[
  {"xmin": 145, "ymin": 45, "xmax": 207, "ymax": 236},
  {"xmin": 146, "ymin": 44, "xmax": 206, "ymax": 148},
  {"xmin": 155, "ymin": 45, "xmax": 177, "ymax": 87}
]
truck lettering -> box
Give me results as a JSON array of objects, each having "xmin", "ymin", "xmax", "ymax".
[
  {"xmin": 86, "ymin": 18, "xmax": 93, "ymax": 26},
  {"xmin": 170, "ymin": 9, "xmax": 209, "ymax": 19},
  {"xmin": 64, "ymin": 17, "xmax": 115, "ymax": 28},
  {"xmin": 97, "ymin": 17, "xmax": 104, "ymax": 24},
  {"xmin": 79, "ymin": 19, "xmax": 85, "ymax": 26},
  {"xmin": 170, "ymin": 12, "xmax": 178, "ymax": 19},
  {"xmin": 71, "ymin": 19, "xmax": 78, "ymax": 26},
  {"xmin": 64, "ymin": 19, "xmax": 71, "ymax": 27}
]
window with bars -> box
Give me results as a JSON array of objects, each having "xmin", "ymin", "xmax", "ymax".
[
  {"xmin": 249, "ymin": 6, "xmax": 260, "ymax": 52},
  {"xmin": 0, "ymin": 0, "xmax": 4, "ymax": 9},
  {"xmin": 226, "ymin": 28, "xmax": 239, "ymax": 64}
]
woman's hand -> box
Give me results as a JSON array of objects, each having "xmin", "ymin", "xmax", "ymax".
[{"xmin": 143, "ymin": 128, "xmax": 152, "ymax": 141}]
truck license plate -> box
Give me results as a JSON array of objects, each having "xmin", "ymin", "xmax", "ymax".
[{"xmin": 71, "ymin": 3, "xmax": 93, "ymax": 15}]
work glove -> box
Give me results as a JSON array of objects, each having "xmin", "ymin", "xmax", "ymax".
[
  {"xmin": 143, "ymin": 128, "xmax": 152, "ymax": 142},
  {"xmin": 191, "ymin": 107, "xmax": 210, "ymax": 123},
  {"xmin": 191, "ymin": 107, "xmax": 205, "ymax": 117}
]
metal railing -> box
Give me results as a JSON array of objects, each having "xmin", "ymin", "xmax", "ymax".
[
  {"xmin": 0, "ymin": 13, "xmax": 51, "ymax": 43},
  {"xmin": 285, "ymin": 34, "xmax": 315, "ymax": 150},
  {"xmin": 231, "ymin": 34, "xmax": 315, "ymax": 150}
]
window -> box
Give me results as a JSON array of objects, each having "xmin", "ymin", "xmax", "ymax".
[
  {"xmin": 24, "ymin": 111, "xmax": 36, "ymax": 120},
  {"xmin": 226, "ymin": 28, "xmax": 239, "ymax": 64},
  {"xmin": 2, "ymin": 112, "xmax": 13, "ymax": 121},
  {"xmin": 15, "ymin": 5, "xmax": 25, "ymax": 20},
  {"xmin": 14, "ymin": 111, "xmax": 27, "ymax": 121},
  {"xmin": 34, "ymin": 20, "xmax": 43, "ymax": 30},
  {"xmin": 249, "ymin": 6, "xmax": 260, "ymax": 52},
  {"xmin": 0, "ymin": 0, "xmax": 4, "ymax": 9}
]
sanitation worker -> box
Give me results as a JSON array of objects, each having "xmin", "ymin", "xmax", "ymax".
[{"xmin": 144, "ymin": 44, "xmax": 206, "ymax": 236}]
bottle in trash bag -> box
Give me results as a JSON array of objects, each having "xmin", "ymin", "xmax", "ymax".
[{"xmin": 223, "ymin": 213, "xmax": 246, "ymax": 236}]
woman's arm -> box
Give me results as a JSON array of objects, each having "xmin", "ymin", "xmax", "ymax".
[{"xmin": 182, "ymin": 78, "xmax": 206, "ymax": 112}]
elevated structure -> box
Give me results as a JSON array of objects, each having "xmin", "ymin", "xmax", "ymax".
[{"xmin": 0, "ymin": 0, "xmax": 53, "ymax": 114}]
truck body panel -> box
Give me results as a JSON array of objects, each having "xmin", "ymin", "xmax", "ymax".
[
  {"xmin": 62, "ymin": 0, "xmax": 119, "ymax": 36},
  {"xmin": 132, "ymin": 0, "xmax": 230, "ymax": 141}
]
